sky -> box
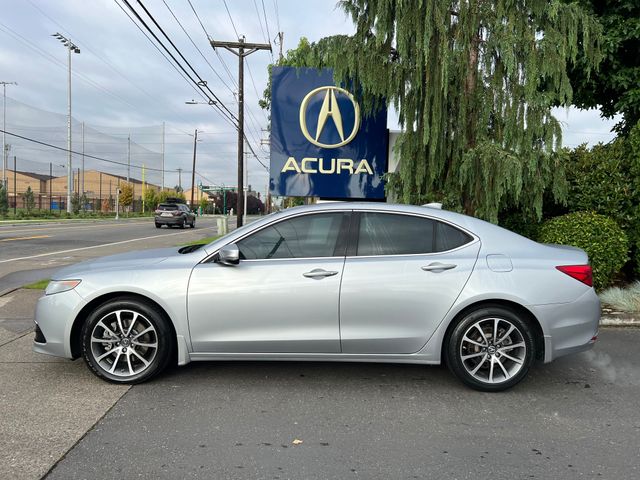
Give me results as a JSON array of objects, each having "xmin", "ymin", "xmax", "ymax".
[{"xmin": 0, "ymin": 0, "xmax": 620, "ymax": 195}]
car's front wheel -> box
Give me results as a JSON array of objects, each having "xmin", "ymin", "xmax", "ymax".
[
  {"xmin": 81, "ymin": 297, "xmax": 174, "ymax": 384},
  {"xmin": 446, "ymin": 306, "xmax": 535, "ymax": 392}
]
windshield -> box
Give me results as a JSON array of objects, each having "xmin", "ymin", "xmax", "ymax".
[{"xmin": 158, "ymin": 204, "xmax": 179, "ymax": 210}]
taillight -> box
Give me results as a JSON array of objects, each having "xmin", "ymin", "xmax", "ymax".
[
  {"xmin": 172, "ymin": 210, "xmax": 181, "ymax": 216},
  {"xmin": 556, "ymin": 265, "xmax": 593, "ymax": 287}
]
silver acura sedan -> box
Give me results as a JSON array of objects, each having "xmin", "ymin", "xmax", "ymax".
[{"xmin": 33, "ymin": 203, "xmax": 600, "ymax": 391}]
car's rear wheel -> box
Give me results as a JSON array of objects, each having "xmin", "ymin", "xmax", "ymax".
[
  {"xmin": 446, "ymin": 306, "xmax": 535, "ymax": 392},
  {"xmin": 155, "ymin": 223, "xmax": 161, "ymax": 228},
  {"xmin": 179, "ymin": 217, "xmax": 185, "ymax": 229},
  {"xmin": 190, "ymin": 218, "xmax": 196, "ymax": 228},
  {"xmin": 81, "ymin": 297, "xmax": 173, "ymax": 384}
]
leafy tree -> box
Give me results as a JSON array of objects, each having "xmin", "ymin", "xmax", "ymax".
[
  {"xmin": 0, "ymin": 184, "xmax": 8, "ymax": 216},
  {"xmin": 22, "ymin": 186, "xmax": 35, "ymax": 214},
  {"xmin": 70, "ymin": 192, "xmax": 81, "ymax": 215},
  {"xmin": 143, "ymin": 188, "xmax": 157, "ymax": 212},
  {"xmin": 199, "ymin": 196, "xmax": 208, "ymax": 213},
  {"xmin": 567, "ymin": 0, "xmax": 640, "ymax": 134},
  {"xmin": 119, "ymin": 183, "xmax": 134, "ymax": 213},
  {"xmin": 263, "ymin": 1, "xmax": 602, "ymax": 222},
  {"xmin": 157, "ymin": 189, "xmax": 186, "ymax": 204}
]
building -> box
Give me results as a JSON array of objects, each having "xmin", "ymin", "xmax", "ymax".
[{"xmin": 46, "ymin": 170, "xmax": 161, "ymax": 199}]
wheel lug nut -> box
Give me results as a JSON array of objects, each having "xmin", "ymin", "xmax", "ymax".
[{"xmin": 123, "ymin": 347, "xmax": 127, "ymax": 353}]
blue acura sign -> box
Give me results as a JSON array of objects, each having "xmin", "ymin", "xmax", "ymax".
[{"xmin": 270, "ymin": 67, "xmax": 388, "ymax": 199}]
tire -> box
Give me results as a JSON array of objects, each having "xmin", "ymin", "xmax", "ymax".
[
  {"xmin": 155, "ymin": 223, "xmax": 161, "ymax": 228},
  {"xmin": 445, "ymin": 306, "xmax": 535, "ymax": 392},
  {"xmin": 81, "ymin": 297, "xmax": 174, "ymax": 384},
  {"xmin": 179, "ymin": 217, "xmax": 186, "ymax": 229},
  {"xmin": 190, "ymin": 218, "xmax": 196, "ymax": 228}
]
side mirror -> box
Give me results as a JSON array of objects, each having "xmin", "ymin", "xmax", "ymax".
[{"xmin": 217, "ymin": 243, "xmax": 240, "ymax": 266}]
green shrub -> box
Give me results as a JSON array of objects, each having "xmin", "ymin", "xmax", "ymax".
[{"xmin": 538, "ymin": 212, "xmax": 629, "ymax": 290}]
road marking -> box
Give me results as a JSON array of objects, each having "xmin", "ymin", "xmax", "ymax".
[
  {"xmin": 0, "ymin": 235, "xmax": 51, "ymax": 242},
  {"xmin": 0, "ymin": 228, "xmax": 216, "ymax": 264},
  {"xmin": 0, "ymin": 221, "xmax": 150, "ymax": 235}
]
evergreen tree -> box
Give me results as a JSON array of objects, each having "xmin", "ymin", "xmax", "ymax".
[
  {"xmin": 265, "ymin": 1, "xmax": 602, "ymax": 222},
  {"xmin": 0, "ymin": 184, "xmax": 8, "ymax": 216},
  {"xmin": 23, "ymin": 186, "xmax": 35, "ymax": 214}
]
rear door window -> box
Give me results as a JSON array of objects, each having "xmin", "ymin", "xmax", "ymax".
[{"xmin": 356, "ymin": 212, "xmax": 472, "ymax": 256}]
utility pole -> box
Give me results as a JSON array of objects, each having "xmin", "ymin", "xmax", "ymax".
[
  {"xmin": 177, "ymin": 168, "xmax": 182, "ymax": 191},
  {"xmin": 1, "ymin": 81, "xmax": 17, "ymax": 197},
  {"xmin": 52, "ymin": 33, "xmax": 80, "ymax": 214},
  {"xmin": 190, "ymin": 129, "xmax": 198, "ymax": 209},
  {"xmin": 127, "ymin": 133, "xmax": 131, "ymax": 182},
  {"xmin": 210, "ymin": 36, "xmax": 271, "ymax": 227}
]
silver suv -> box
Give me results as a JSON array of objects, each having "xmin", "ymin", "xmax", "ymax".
[{"xmin": 154, "ymin": 203, "xmax": 196, "ymax": 229}]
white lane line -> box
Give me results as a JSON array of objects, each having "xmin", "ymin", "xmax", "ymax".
[
  {"xmin": 0, "ymin": 221, "xmax": 150, "ymax": 235},
  {"xmin": 0, "ymin": 227, "xmax": 215, "ymax": 264}
]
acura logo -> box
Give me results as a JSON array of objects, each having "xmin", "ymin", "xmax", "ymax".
[{"xmin": 299, "ymin": 86, "xmax": 360, "ymax": 148}]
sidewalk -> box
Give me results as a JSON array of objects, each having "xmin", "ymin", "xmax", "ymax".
[{"xmin": 0, "ymin": 289, "xmax": 129, "ymax": 480}]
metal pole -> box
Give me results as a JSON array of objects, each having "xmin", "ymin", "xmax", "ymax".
[
  {"xmin": 161, "ymin": 122, "xmax": 165, "ymax": 190},
  {"xmin": 177, "ymin": 168, "xmax": 182, "ymax": 191},
  {"xmin": 66, "ymin": 41, "xmax": 73, "ymax": 214},
  {"xmin": 190, "ymin": 129, "xmax": 197, "ymax": 209},
  {"xmin": 115, "ymin": 179, "xmax": 119, "ymax": 220},
  {"xmin": 13, "ymin": 155, "xmax": 16, "ymax": 215},
  {"xmin": 1, "ymin": 81, "xmax": 17, "ymax": 196},
  {"xmin": 127, "ymin": 134, "xmax": 131, "ymax": 182},
  {"xmin": 81, "ymin": 121, "xmax": 85, "ymax": 196},
  {"xmin": 49, "ymin": 163, "xmax": 52, "ymax": 211},
  {"xmin": 243, "ymin": 143, "xmax": 248, "ymax": 224}
]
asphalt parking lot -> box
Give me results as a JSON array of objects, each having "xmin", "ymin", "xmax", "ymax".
[{"xmin": 1, "ymin": 284, "xmax": 638, "ymax": 480}]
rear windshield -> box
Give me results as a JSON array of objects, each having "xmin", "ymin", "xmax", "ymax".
[{"xmin": 158, "ymin": 204, "xmax": 179, "ymax": 210}]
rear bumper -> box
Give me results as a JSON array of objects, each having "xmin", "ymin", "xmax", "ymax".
[
  {"xmin": 155, "ymin": 215, "xmax": 183, "ymax": 225},
  {"xmin": 530, "ymin": 288, "xmax": 600, "ymax": 363}
]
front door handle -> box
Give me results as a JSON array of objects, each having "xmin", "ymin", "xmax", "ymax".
[
  {"xmin": 303, "ymin": 268, "xmax": 339, "ymax": 279},
  {"xmin": 421, "ymin": 263, "xmax": 457, "ymax": 272}
]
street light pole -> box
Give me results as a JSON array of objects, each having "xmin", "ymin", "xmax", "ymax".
[
  {"xmin": 52, "ymin": 33, "xmax": 80, "ymax": 214},
  {"xmin": 1, "ymin": 81, "xmax": 17, "ymax": 196},
  {"xmin": 190, "ymin": 129, "xmax": 198, "ymax": 209}
]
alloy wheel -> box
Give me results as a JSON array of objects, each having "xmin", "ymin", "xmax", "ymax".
[
  {"xmin": 459, "ymin": 317, "xmax": 527, "ymax": 384},
  {"xmin": 89, "ymin": 309, "xmax": 158, "ymax": 378}
]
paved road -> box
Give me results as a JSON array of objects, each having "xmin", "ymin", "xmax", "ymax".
[
  {"xmin": 0, "ymin": 217, "xmax": 222, "ymax": 293},
  {"xmin": 46, "ymin": 329, "xmax": 640, "ymax": 480}
]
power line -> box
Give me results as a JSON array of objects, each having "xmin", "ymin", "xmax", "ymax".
[
  {"xmin": 260, "ymin": 0, "xmax": 274, "ymax": 61},
  {"xmin": 161, "ymin": 0, "xmax": 235, "ymax": 97},
  {"xmin": 24, "ymin": 0, "xmax": 195, "ymax": 126},
  {"xmin": 117, "ymin": 0, "xmax": 238, "ymax": 128},
  {"xmin": 112, "ymin": 0, "xmax": 216, "ymax": 112},
  {"xmin": 130, "ymin": 0, "xmax": 238, "ymax": 123},
  {"xmin": 222, "ymin": 0, "xmax": 240, "ymax": 39},
  {"xmin": 0, "ymin": 22, "xmax": 141, "ymax": 112},
  {"xmin": 1, "ymin": 129, "xmax": 172, "ymax": 173}
]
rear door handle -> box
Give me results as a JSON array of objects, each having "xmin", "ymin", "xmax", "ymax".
[
  {"xmin": 303, "ymin": 268, "xmax": 339, "ymax": 279},
  {"xmin": 421, "ymin": 263, "xmax": 457, "ymax": 272}
]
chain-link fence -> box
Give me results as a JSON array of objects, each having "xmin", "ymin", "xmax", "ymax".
[{"xmin": 2, "ymin": 97, "xmax": 166, "ymax": 212}]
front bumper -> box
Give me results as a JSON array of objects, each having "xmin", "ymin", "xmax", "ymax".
[
  {"xmin": 33, "ymin": 289, "xmax": 86, "ymax": 359},
  {"xmin": 530, "ymin": 288, "xmax": 601, "ymax": 363}
]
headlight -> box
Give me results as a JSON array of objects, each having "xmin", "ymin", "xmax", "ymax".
[{"xmin": 45, "ymin": 279, "xmax": 82, "ymax": 296}]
